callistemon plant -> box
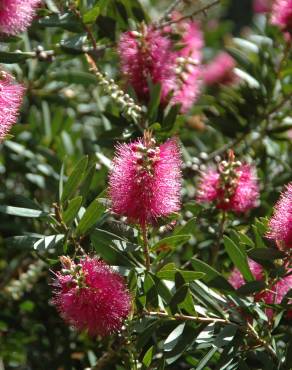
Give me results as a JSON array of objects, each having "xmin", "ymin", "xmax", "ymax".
[
  {"xmin": 196, "ymin": 151, "xmax": 259, "ymax": 213},
  {"xmin": 109, "ymin": 132, "xmax": 182, "ymax": 227},
  {"xmin": 267, "ymin": 183, "xmax": 292, "ymax": 250},
  {"xmin": 52, "ymin": 256, "xmax": 131, "ymax": 337},
  {"xmin": 0, "ymin": 70, "xmax": 25, "ymax": 140},
  {"xmin": 0, "ymin": 0, "xmax": 41, "ymax": 35}
]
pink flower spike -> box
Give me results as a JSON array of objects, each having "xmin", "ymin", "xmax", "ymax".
[
  {"xmin": 52, "ymin": 257, "xmax": 131, "ymax": 337},
  {"xmin": 0, "ymin": 71, "xmax": 25, "ymax": 141},
  {"xmin": 170, "ymin": 20, "xmax": 204, "ymax": 112},
  {"xmin": 228, "ymin": 259, "xmax": 264, "ymax": 289},
  {"xmin": 271, "ymin": 0, "xmax": 292, "ymax": 33},
  {"xmin": 267, "ymin": 183, "xmax": 292, "ymax": 250},
  {"xmin": 203, "ymin": 52, "xmax": 238, "ymax": 86},
  {"xmin": 109, "ymin": 134, "xmax": 182, "ymax": 227},
  {"xmin": 118, "ymin": 25, "xmax": 176, "ymax": 103},
  {"xmin": 0, "ymin": 0, "xmax": 41, "ymax": 36},
  {"xmin": 196, "ymin": 156, "xmax": 259, "ymax": 214}
]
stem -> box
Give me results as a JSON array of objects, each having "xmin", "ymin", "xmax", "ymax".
[
  {"xmin": 141, "ymin": 225, "xmax": 151, "ymax": 271},
  {"xmin": 211, "ymin": 211, "xmax": 226, "ymax": 266},
  {"xmin": 144, "ymin": 310, "xmax": 228, "ymax": 324},
  {"xmin": 157, "ymin": 0, "xmax": 221, "ymax": 29},
  {"xmin": 158, "ymin": 0, "xmax": 184, "ymax": 24},
  {"xmin": 246, "ymin": 323, "xmax": 277, "ymax": 360}
]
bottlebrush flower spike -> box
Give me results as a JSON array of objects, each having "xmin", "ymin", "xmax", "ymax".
[
  {"xmin": 229, "ymin": 259, "xmax": 263, "ymax": 289},
  {"xmin": 196, "ymin": 151, "xmax": 259, "ymax": 213},
  {"xmin": 52, "ymin": 256, "xmax": 131, "ymax": 337},
  {"xmin": 170, "ymin": 19, "xmax": 203, "ymax": 112},
  {"xmin": 202, "ymin": 52, "xmax": 238, "ymax": 86},
  {"xmin": 118, "ymin": 24, "xmax": 176, "ymax": 103},
  {"xmin": 0, "ymin": 70, "xmax": 25, "ymax": 140},
  {"xmin": 271, "ymin": 0, "xmax": 292, "ymax": 33},
  {"xmin": 109, "ymin": 132, "xmax": 182, "ymax": 227},
  {"xmin": 0, "ymin": 0, "xmax": 41, "ymax": 35},
  {"xmin": 267, "ymin": 183, "xmax": 292, "ymax": 250}
]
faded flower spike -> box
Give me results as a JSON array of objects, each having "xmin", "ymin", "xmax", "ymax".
[
  {"xmin": 196, "ymin": 151, "xmax": 259, "ymax": 213},
  {"xmin": 52, "ymin": 256, "xmax": 131, "ymax": 337},
  {"xmin": 109, "ymin": 132, "xmax": 182, "ymax": 226},
  {"xmin": 0, "ymin": 70, "xmax": 25, "ymax": 140},
  {"xmin": 0, "ymin": 0, "xmax": 41, "ymax": 35},
  {"xmin": 267, "ymin": 183, "xmax": 292, "ymax": 250}
]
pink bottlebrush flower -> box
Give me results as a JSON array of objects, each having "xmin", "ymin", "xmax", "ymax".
[
  {"xmin": 196, "ymin": 153, "xmax": 259, "ymax": 213},
  {"xmin": 109, "ymin": 133, "xmax": 182, "ymax": 227},
  {"xmin": 52, "ymin": 256, "xmax": 131, "ymax": 337},
  {"xmin": 228, "ymin": 258, "xmax": 264, "ymax": 289},
  {"xmin": 257, "ymin": 273, "xmax": 292, "ymax": 319},
  {"xmin": 118, "ymin": 25, "xmax": 176, "ymax": 103},
  {"xmin": 203, "ymin": 52, "xmax": 238, "ymax": 86},
  {"xmin": 267, "ymin": 183, "xmax": 292, "ymax": 250},
  {"xmin": 253, "ymin": 0, "xmax": 272, "ymax": 13},
  {"xmin": 0, "ymin": 0, "xmax": 41, "ymax": 35},
  {"xmin": 170, "ymin": 19, "xmax": 203, "ymax": 112},
  {"xmin": 0, "ymin": 71, "xmax": 25, "ymax": 140},
  {"xmin": 271, "ymin": 0, "xmax": 292, "ymax": 33}
]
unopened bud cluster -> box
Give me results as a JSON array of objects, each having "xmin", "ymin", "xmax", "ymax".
[
  {"xmin": 218, "ymin": 154, "xmax": 242, "ymax": 206},
  {"xmin": 5, "ymin": 260, "xmax": 46, "ymax": 300},
  {"xmin": 132, "ymin": 136, "xmax": 160, "ymax": 178},
  {"xmin": 60, "ymin": 256, "xmax": 86, "ymax": 289},
  {"xmin": 90, "ymin": 67, "xmax": 143, "ymax": 121}
]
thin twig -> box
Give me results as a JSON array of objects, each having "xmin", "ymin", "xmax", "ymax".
[
  {"xmin": 144, "ymin": 310, "xmax": 229, "ymax": 324},
  {"xmin": 157, "ymin": 0, "xmax": 221, "ymax": 29},
  {"xmin": 158, "ymin": 0, "xmax": 184, "ymax": 24}
]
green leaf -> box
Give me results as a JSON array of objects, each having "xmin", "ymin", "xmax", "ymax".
[
  {"xmin": 39, "ymin": 13, "xmax": 83, "ymax": 32},
  {"xmin": 34, "ymin": 235, "xmax": 64, "ymax": 250},
  {"xmin": 61, "ymin": 156, "xmax": 88, "ymax": 203},
  {"xmin": 5, "ymin": 235, "xmax": 40, "ymax": 249},
  {"xmin": 191, "ymin": 258, "xmax": 234, "ymax": 291},
  {"xmin": 169, "ymin": 284, "xmax": 189, "ymax": 313},
  {"xmin": 151, "ymin": 235, "xmax": 190, "ymax": 251},
  {"xmin": 83, "ymin": 5, "xmax": 100, "ymax": 23},
  {"xmin": 0, "ymin": 51, "xmax": 34, "ymax": 63},
  {"xmin": 91, "ymin": 230, "xmax": 135, "ymax": 267},
  {"xmin": 174, "ymin": 217, "xmax": 197, "ymax": 236},
  {"xmin": 142, "ymin": 346, "xmax": 154, "ymax": 368},
  {"xmin": 63, "ymin": 196, "xmax": 83, "ymax": 225},
  {"xmin": 147, "ymin": 83, "xmax": 161, "ymax": 122},
  {"xmin": 196, "ymin": 347, "xmax": 217, "ymax": 370},
  {"xmin": 0, "ymin": 206, "xmax": 48, "ymax": 218},
  {"xmin": 223, "ymin": 236, "xmax": 253, "ymax": 282},
  {"xmin": 248, "ymin": 248, "xmax": 285, "ymax": 261},
  {"xmin": 157, "ymin": 269, "xmax": 204, "ymax": 282},
  {"xmin": 144, "ymin": 273, "xmax": 158, "ymax": 307},
  {"xmin": 76, "ymin": 197, "xmax": 106, "ymax": 236},
  {"xmin": 164, "ymin": 324, "xmax": 185, "ymax": 352},
  {"xmin": 237, "ymin": 280, "xmax": 266, "ymax": 295}
]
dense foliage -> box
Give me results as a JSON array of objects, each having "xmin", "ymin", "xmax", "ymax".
[{"xmin": 0, "ymin": 0, "xmax": 291, "ymax": 369}]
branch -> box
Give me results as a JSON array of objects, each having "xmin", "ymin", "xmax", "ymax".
[
  {"xmin": 143, "ymin": 310, "xmax": 229, "ymax": 324},
  {"xmin": 157, "ymin": 0, "xmax": 221, "ymax": 29}
]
